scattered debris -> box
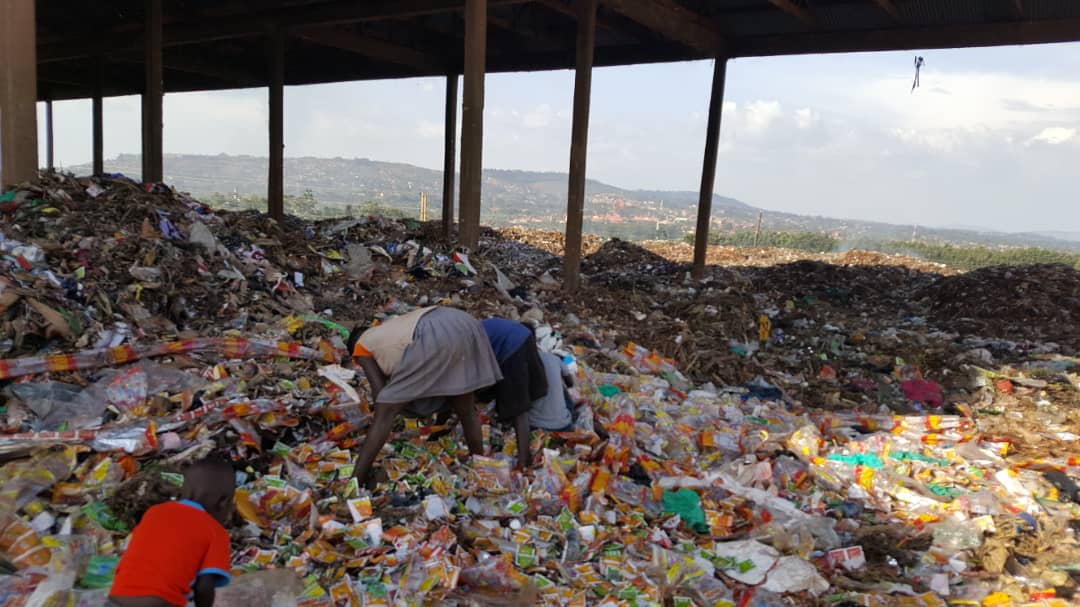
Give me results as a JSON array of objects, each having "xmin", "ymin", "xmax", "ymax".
[{"xmin": 0, "ymin": 173, "xmax": 1079, "ymax": 606}]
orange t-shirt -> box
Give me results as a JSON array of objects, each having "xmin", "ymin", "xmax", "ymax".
[{"xmin": 110, "ymin": 500, "xmax": 232, "ymax": 607}]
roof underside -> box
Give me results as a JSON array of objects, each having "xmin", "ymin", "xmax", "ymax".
[{"xmin": 36, "ymin": 0, "xmax": 1080, "ymax": 101}]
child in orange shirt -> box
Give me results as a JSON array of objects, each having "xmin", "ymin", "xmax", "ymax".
[{"xmin": 108, "ymin": 458, "xmax": 234, "ymax": 607}]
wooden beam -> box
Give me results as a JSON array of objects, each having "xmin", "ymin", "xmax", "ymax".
[
  {"xmin": 442, "ymin": 74, "xmax": 458, "ymax": 238},
  {"xmin": 488, "ymin": 12, "xmax": 568, "ymax": 49},
  {"xmin": 692, "ymin": 59, "xmax": 727, "ymax": 280},
  {"xmin": 141, "ymin": 0, "xmax": 163, "ymax": 183},
  {"xmin": 458, "ymin": 0, "xmax": 486, "ymax": 250},
  {"xmin": 268, "ymin": 29, "xmax": 285, "ymax": 222},
  {"xmin": 92, "ymin": 58, "xmax": 104, "ymax": 175},
  {"xmin": 601, "ymin": 0, "xmax": 724, "ymax": 54},
  {"xmin": 869, "ymin": 0, "xmax": 900, "ymax": 21},
  {"xmin": 563, "ymin": 0, "xmax": 598, "ymax": 292},
  {"xmin": 734, "ymin": 18, "xmax": 1080, "ymax": 57},
  {"xmin": 45, "ymin": 100, "xmax": 55, "ymax": 170},
  {"xmin": 113, "ymin": 52, "xmax": 262, "ymax": 87},
  {"xmin": 535, "ymin": 0, "xmax": 618, "ymax": 31},
  {"xmin": 0, "ymin": 0, "xmax": 38, "ymax": 187},
  {"xmin": 768, "ymin": 0, "xmax": 817, "ymax": 27},
  {"xmin": 295, "ymin": 27, "xmax": 445, "ymax": 72},
  {"xmin": 38, "ymin": 0, "xmax": 529, "ymax": 64}
]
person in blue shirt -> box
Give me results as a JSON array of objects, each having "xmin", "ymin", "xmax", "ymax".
[{"xmin": 477, "ymin": 318, "xmax": 549, "ymax": 469}]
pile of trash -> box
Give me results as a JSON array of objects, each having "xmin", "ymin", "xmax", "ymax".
[
  {"xmin": 0, "ymin": 173, "xmax": 1079, "ymax": 607},
  {"xmin": 918, "ymin": 264, "xmax": 1080, "ymax": 349},
  {"xmin": 0, "ymin": 173, "xmax": 502, "ymax": 360}
]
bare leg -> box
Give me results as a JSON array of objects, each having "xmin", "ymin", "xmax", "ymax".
[
  {"xmin": 449, "ymin": 394, "xmax": 483, "ymax": 455},
  {"xmin": 354, "ymin": 401, "xmax": 406, "ymax": 485},
  {"xmin": 514, "ymin": 413, "xmax": 531, "ymax": 470}
]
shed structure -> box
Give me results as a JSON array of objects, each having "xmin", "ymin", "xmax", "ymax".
[{"xmin": 3, "ymin": 0, "xmax": 1079, "ymax": 287}]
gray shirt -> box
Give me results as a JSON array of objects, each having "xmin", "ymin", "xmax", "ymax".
[{"xmin": 529, "ymin": 352, "xmax": 573, "ymax": 431}]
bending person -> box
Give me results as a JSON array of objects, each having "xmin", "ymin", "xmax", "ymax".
[
  {"xmin": 528, "ymin": 350, "xmax": 576, "ymax": 433},
  {"xmin": 347, "ymin": 306, "xmax": 501, "ymax": 484},
  {"xmin": 479, "ymin": 318, "xmax": 549, "ymax": 469}
]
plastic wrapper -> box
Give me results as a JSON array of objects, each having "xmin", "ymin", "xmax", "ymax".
[
  {"xmin": 235, "ymin": 477, "xmax": 313, "ymax": 529},
  {"xmin": 0, "ymin": 514, "xmax": 51, "ymax": 570},
  {"xmin": 6, "ymin": 383, "xmax": 94, "ymax": 432},
  {"xmin": 0, "ymin": 174, "xmax": 1078, "ymax": 606},
  {"xmin": 88, "ymin": 422, "xmax": 157, "ymax": 455},
  {"xmin": 0, "ymin": 448, "xmax": 78, "ymax": 513}
]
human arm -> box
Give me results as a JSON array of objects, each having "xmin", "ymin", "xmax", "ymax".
[
  {"xmin": 193, "ymin": 575, "xmax": 216, "ymax": 607},
  {"xmin": 193, "ymin": 524, "xmax": 232, "ymax": 607},
  {"xmin": 357, "ymin": 356, "xmax": 388, "ymax": 403}
]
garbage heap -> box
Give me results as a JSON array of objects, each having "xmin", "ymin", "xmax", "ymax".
[{"xmin": 0, "ymin": 173, "xmax": 1080, "ymax": 607}]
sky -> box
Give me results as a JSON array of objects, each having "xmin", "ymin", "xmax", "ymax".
[{"xmin": 37, "ymin": 42, "xmax": 1080, "ymax": 232}]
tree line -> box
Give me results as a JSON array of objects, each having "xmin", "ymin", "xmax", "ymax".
[{"xmin": 685, "ymin": 230, "xmax": 1080, "ymax": 270}]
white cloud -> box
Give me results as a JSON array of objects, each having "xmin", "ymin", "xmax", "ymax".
[
  {"xmin": 522, "ymin": 104, "xmax": 558, "ymax": 129},
  {"xmin": 1027, "ymin": 126, "xmax": 1076, "ymax": 145},
  {"xmin": 887, "ymin": 127, "xmax": 964, "ymax": 153},
  {"xmin": 860, "ymin": 71, "xmax": 1080, "ymax": 131},
  {"xmin": 415, "ymin": 120, "xmax": 443, "ymax": 139},
  {"xmin": 743, "ymin": 100, "xmax": 782, "ymax": 135},
  {"xmin": 794, "ymin": 108, "xmax": 816, "ymax": 129}
]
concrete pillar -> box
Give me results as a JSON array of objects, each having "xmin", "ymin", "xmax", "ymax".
[{"xmin": 0, "ymin": 0, "xmax": 38, "ymax": 187}]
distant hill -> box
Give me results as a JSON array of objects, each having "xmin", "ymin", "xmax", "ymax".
[
  {"xmin": 1028, "ymin": 231, "xmax": 1080, "ymax": 243},
  {"xmin": 72, "ymin": 153, "xmax": 1080, "ymax": 252}
]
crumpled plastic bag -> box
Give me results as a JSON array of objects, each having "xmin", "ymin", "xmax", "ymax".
[
  {"xmin": 7, "ymin": 362, "xmax": 207, "ymax": 430},
  {"xmin": 901, "ymin": 378, "xmax": 944, "ymax": 408},
  {"xmin": 662, "ymin": 489, "xmax": 708, "ymax": 533},
  {"xmin": 7, "ymin": 382, "xmax": 92, "ymax": 431},
  {"xmin": 81, "ymin": 361, "xmax": 207, "ymax": 417},
  {"xmin": 761, "ymin": 555, "xmax": 830, "ymax": 596},
  {"xmin": 0, "ymin": 448, "xmax": 78, "ymax": 514},
  {"xmin": 344, "ymin": 243, "xmax": 374, "ymax": 282}
]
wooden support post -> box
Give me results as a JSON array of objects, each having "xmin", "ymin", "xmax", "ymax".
[
  {"xmin": 92, "ymin": 58, "xmax": 104, "ymax": 176},
  {"xmin": 562, "ymin": 0, "xmax": 598, "ymax": 292},
  {"xmin": 268, "ymin": 29, "xmax": 285, "ymax": 222},
  {"xmin": 45, "ymin": 100, "xmax": 55, "ymax": 171},
  {"xmin": 141, "ymin": 0, "xmax": 164, "ymax": 183},
  {"xmin": 692, "ymin": 58, "xmax": 728, "ymax": 279},
  {"xmin": 458, "ymin": 0, "xmax": 486, "ymax": 250},
  {"xmin": 442, "ymin": 74, "xmax": 458, "ymax": 238},
  {"xmin": 0, "ymin": 0, "xmax": 38, "ymax": 187}
]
